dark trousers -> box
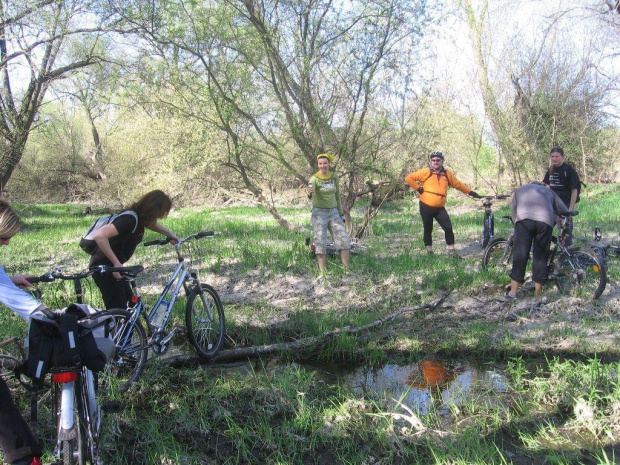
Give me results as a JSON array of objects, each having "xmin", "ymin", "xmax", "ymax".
[
  {"xmin": 419, "ymin": 202, "xmax": 455, "ymax": 247},
  {"xmin": 93, "ymin": 272, "xmax": 132, "ymax": 310},
  {"xmin": 510, "ymin": 219, "xmax": 553, "ymax": 285},
  {"xmin": 0, "ymin": 377, "xmax": 40, "ymax": 463}
]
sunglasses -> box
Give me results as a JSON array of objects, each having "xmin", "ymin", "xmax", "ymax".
[{"xmin": 431, "ymin": 158, "xmax": 443, "ymax": 162}]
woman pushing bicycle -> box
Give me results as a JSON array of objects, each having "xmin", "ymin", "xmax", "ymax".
[
  {"xmin": 87, "ymin": 190, "xmax": 179, "ymax": 309},
  {"xmin": 405, "ymin": 151, "xmax": 481, "ymax": 258},
  {"xmin": 0, "ymin": 200, "xmax": 44, "ymax": 465}
]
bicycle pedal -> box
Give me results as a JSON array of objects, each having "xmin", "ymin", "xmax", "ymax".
[{"xmin": 102, "ymin": 400, "xmax": 123, "ymax": 413}]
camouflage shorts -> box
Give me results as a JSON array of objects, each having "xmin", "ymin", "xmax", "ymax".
[{"xmin": 311, "ymin": 207, "xmax": 350, "ymax": 254}]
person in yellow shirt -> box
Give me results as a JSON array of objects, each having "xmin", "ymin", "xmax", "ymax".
[
  {"xmin": 405, "ymin": 151, "xmax": 481, "ymax": 257},
  {"xmin": 307, "ymin": 153, "xmax": 350, "ymax": 273}
]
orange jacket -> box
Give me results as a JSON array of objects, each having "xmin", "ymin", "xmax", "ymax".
[{"xmin": 404, "ymin": 168, "xmax": 472, "ymax": 208}]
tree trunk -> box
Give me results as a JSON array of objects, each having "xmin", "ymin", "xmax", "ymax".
[
  {"xmin": 0, "ymin": 136, "xmax": 27, "ymax": 192},
  {"xmin": 580, "ymin": 136, "xmax": 588, "ymax": 185}
]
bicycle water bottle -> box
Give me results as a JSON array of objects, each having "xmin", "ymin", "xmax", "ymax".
[{"xmin": 151, "ymin": 300, "xmax": 168, "ymax": 330}]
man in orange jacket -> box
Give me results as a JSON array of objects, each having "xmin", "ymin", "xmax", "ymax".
[{"xmin": 405, "ymin": 151, "xmax": 481, "ymax": 257}]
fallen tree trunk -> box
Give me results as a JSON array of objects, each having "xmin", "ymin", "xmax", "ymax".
[{"xmin": 165, "ymin": 294, "xmax": 449, "ymax": 367}]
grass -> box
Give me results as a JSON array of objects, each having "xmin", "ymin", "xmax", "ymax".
[
  {"xmin": 31, "ymin": 355, "xmax": 607, "ymax": 464},
  {"xmin": 1, "ymin": 184, "xmax": 620, "ymax": 463}
]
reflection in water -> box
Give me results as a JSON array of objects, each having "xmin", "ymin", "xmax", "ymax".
[
  {"xmin": 314, "ymin": 359, "xmax": 510, "ymax": 416},
  {"xmin": 216, "ymin": 358, "xmax": 511, "ymax": 417},
  {"xmin": 408, "ymin": 360, "xmax": 456, "ymax": 389}
]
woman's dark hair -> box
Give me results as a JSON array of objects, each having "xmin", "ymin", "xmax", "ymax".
[
  {"xmin": 550, "ymin": 146, "xmax": 564, "ymax": 157},
  {"xmin": 128, "ymin": 190, "xmax": 172, "ymax": 227},
  {"xmin": 548, "ymin": 146, "xmax": 565, "ymax": 175}
]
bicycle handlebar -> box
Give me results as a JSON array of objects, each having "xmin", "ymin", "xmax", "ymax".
[
  {"xmin": 143, "ymin": 231, "xmax": 214, "ymax": 248},
  {"xmin": 26, "ymin": 273, "xmax": 55, "ymax": 284},
  {"xmin": 481, "ymin": 194, "xmax": 510, "ymax": 200},
  {"xmin": 27, "ymin": 268, "xmax": 95, "ymax": 284},
  {"xmin": 27, "ymin": 265, "xmax": 145, "ymax": 284},
  {"xmin": 143, "ymin": 238, "xmax": 171, "ymax": 247}
]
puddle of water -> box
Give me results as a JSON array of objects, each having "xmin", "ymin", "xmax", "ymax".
[
  {"xmin": 305, "ymin": 360, "xmax": 510, "ymax": 415},
  {"xmin": 208, "ymin": 358, "xmax": 512, "ymax": 416}
]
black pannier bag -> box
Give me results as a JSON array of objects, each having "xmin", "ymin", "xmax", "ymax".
[{"xmin": 23, "ymin": 304, "xmax": 116, "ymax": 386}]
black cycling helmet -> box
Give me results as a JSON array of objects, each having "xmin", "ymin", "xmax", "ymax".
[{"xmin": 430, "ymin": 151, "xmax": 444, "ymax": 160}]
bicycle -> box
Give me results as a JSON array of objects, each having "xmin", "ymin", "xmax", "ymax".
[
  {"xmin": 95, "ymin": 231, "xmax": 225, "ymax": 392},
  {"xmin": 481, "ymin": 212, "xmax": 607, "ymax": 299},
  {"xmin": 479, "ymin": 195, "xmax": 510, "ymax": 248},
  {"xmin": 19, "ymin": 307, "xmax": 124, "ymax": 465},
  {"xmin": 27, "ymin": 268, "xmax": 148, "ymax": 395},
  {"xmin": 575, "ymin": 226, "xmax": 620, "ymax": 269}
]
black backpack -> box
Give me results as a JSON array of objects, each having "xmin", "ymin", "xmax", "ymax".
[
  {"xmin": 563, "ymin": 163, "xmax": 585, "ymax": 203},
  {"xmin": 22, "ymin": 304, "xmax": 115, "ymax": 386}
]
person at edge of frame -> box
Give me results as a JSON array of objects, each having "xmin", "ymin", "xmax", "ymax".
[
  {"xmin": 89, "ymin": 190, "xmax": 179, "ymax": 310},
  {"xmin": 404, "ymin": 151, "xmax": 481, "ymax": 258},
  {"xmin": 506, "ymin": 182, "xmax": 569, "ymax": 299},
  {"xmin": 307, "ymin": 153, "xmax": 350, "ymax": 275},
  {"xmin": 0, "ymin": 200, "xmax": 44, "ymax": 465},
  {"xmin": 542, "ymin": 146, "xmax": 581, "ymax": 246}
]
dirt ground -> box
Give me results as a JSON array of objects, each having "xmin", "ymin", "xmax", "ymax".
[
  {"xmin": 203, "ymin": 239, "xmax": 620, "ymax": 359},
  {"xmin": 164, "ymin": 198, "xmax": 620, "ymax": 360}
]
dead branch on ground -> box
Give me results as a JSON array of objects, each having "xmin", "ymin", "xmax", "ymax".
[{"xmin": 165, "ymin": 293, "xmax": 449, "ymax": 366}]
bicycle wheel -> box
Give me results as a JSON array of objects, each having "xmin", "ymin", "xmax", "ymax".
[
  {"xmin": 99, "ymin": 309, "xmax": 148, "ymax": 394},
  {"xmin": 59, "ymin": 380, "xmax": 87, "ymax": 465},
  {"xmin": 554, "ymin": 250, "xmax": 607, "ymax": 299},
  {"xmin": 186, "ymin": 284, "xmax": 225, "ymax": 359},
  {"xmin": 482, "ymin": 237, "xmax": 512, "ymax": 273},
  {"xmin": 80, "ymin": 370, "xmax": 99, "ymax": 463},
  {"xmin": 61, "ymin": 419, "xmax": 85, "ymax": 465}
]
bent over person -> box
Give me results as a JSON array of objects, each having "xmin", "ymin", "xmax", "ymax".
[
  {"xmin": 507, "ymin": 182, "xmax": 569, "ymax": 299},
  {"xmin": 88, "ymin": 190, "xmax": 179, "ymax": 309},
  {"xmin": 404, "ymin": 151, "xmax": 480, "ymax": 257},
  {"xmin": 307, "ymin": 153, "xmax": 350, "ymax": 273},
  {"xmin": 0, "ymin": 200, "xmax": 44, "ymax": 465}
]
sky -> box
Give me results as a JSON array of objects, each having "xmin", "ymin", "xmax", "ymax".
[{"xmin": 423, "ymin": 0, "xmax": 620, "ymax": 123}]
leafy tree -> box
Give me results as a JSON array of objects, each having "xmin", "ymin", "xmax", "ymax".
[
  {"xmin": 108, "ymin": 0, "xmax": 434, "ymax": 230},
  {"xmin": 53, "ymin": 37, "xmax": 127, "ymax": 182},
  {"xmin": 14, "ymin": 102, "xmax": 224, "ymax": 204},
  {"xmin": 0, "ymin": 0, "xmax": 113, "ymax": 191},
  {"xmin": 458, "ymin": 0, "xmax": 619, "ymax": 185}
]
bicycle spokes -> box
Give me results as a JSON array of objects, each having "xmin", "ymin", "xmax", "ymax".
[{"xmin": 554, "ymin": 251, "xmax": 606, "ymax": 299}]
